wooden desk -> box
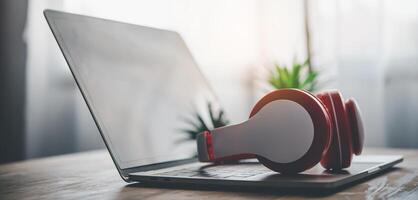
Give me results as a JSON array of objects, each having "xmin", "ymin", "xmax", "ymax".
[{"xmin": 1, "ymin": 148, "xmax": 417, "ymax": 199}]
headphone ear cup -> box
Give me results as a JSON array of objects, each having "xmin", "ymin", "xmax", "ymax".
[
  {"xmin": 329, "ymin": 91, "xmax": 353, "ymax": 168},
  {"xmin": 316, "ymin": 92, "xmax": 341, "ymax": 169},
  {"xmin": 250, "ymin": 89, "xmax": 331, "ymax": 174},
  {"xmin": 345, "ymin": 98, "xmax": 364, "ymax": 155},
  {"xmin": 316, "ymin": 91, "xmax": 353, "ymax": 170}
]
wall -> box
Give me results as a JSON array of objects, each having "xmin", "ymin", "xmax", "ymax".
[{"xmin": 0, "ymin": 0, "xmax": 28, "ymax": 163}]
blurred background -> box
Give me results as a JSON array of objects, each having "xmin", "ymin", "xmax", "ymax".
[{"xmin": 1, "ymin": 0, "xmax": 418, "ymax": 164}]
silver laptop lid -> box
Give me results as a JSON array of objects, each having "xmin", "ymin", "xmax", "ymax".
[{"xmin": 44, "ymin": 10, "xmax": 223, "ymax": 170}]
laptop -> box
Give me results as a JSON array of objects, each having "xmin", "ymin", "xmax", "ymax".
[{"xmin": 44, "ymin": 9, "xmax": 403, "ymax": 190}]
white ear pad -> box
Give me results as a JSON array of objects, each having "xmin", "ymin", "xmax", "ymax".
[{"xmin": 210, "ymin": 100, "xmax": 315, "ymax": 163}]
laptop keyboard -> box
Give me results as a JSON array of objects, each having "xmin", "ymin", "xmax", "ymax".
[{"xmin": 153, "ymin": 163, "xmax": 272, "ymax": 179}]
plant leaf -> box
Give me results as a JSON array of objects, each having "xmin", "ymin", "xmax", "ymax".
[
  {"xmin": 214, "ymin": 110, "xmax": 228, "ymax": 127},
  {"xmin": 301, "ymin": 71, "xmax": 318, "ymax": 90},
  {"xmin": 268, "ymin": 75, "xmax": 281, "ymax": 89},
  {"xmin": 308, "ymin": 81, "xmax": 317, "ymax": 92},
  {"xmin": 267, "ymin": 58, "xmax": 319, "ymax": 92},
  {"xmin": 290, "ymin": 63, "xmax": 301, "ymax": 88},
  {"xmin": 276, "ymin": 65, "xmax": 289, "ymax": 88},
  {"xmin": 195, "ymin": 112, "xmax": 208, "ymax": 131},
  {"xmin": 207, "ymin": 102, "xmax": 215, "ymax": 129},
  {"xmin": 178, "ymin": 101, "xmax": 230, "ymax": 143}
]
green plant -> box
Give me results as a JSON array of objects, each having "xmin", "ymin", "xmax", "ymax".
[
  {"xmin": 268, "ymin": 59, "xmax": 318, "ymax": 92},
  {"xmin": 180, "ymin": 102, "xmax": 229, "ymax": 141}
]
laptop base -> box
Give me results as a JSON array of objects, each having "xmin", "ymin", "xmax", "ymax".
[{"xmin": 130, "ymin": 155, "xmax": 403, "ymax": 190}]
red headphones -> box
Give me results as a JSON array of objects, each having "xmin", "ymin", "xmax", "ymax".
[{"xmin": 196, "ymin": 89, "xmax": 364, "ymax": 174}]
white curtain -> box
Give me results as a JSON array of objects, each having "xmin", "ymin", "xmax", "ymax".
[{"xmin": 310, "ymin": 0, "xmax": 418, "ymax": 147}]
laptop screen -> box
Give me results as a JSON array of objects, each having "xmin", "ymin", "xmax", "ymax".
[{"xmin": 45, "ymin": 11, "xmax": 224, "ymax": 169}]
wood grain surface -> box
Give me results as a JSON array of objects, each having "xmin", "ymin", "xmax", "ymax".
[{"xmin": 1, "ymin": 148, "xmax": 417, "ymax": 200}]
